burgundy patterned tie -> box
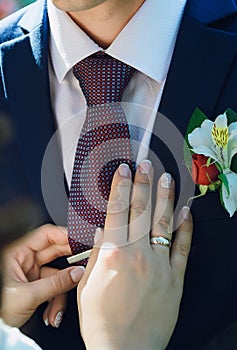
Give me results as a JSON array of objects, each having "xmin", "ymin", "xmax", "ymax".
[{"xmin": 68, "ymin": 52, "xmax": 135, "ymax": 257}]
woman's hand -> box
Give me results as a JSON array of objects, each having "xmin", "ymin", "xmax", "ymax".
[
  {"xmin": 78, "ymin": 161, "xmax": 193, "ymax": 350},
  {"xmin": 1, "ymin": 224, "xmax": 85, "ymax": 328}
]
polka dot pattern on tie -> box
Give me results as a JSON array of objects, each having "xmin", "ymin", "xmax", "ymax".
[{"xmin": 68, "ymin": 52, "xmax": 135, "ymax": 263}]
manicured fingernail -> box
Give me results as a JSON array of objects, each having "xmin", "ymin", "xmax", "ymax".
[
  {"xmin": 70, "ymin": 266, "xmax": 85, "ymax": 283},
  {"xmin": 54, "ymin": 311, "xmax": 63, "ymax": 328},
  {"xmin": 94, "ymin": 227, "xmax": 103, "ymax": 244},
  {"xmin": 44, "ymin": 318, "xmax": 49, "ymax": 326},
  {"xmin": 118, "ymin": 164, "xmax": 130, "ymax": 177},
  {"xmin": 182, "ymin": 206, "xmax": 190, "ymax": 220},
  {"xmin": 140, "ymin": 160, "xmax": 152, "ymax": 174},
  {"xmin": 160, "ymin": 172, "xmax": 172, "ymax": 188}
]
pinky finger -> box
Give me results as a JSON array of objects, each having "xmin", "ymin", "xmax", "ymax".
[
  {"xmin": 46, "ymin": 294, "xmax": 67, "ymax": 328},
  {"xmin": 170, "ymin": 206, "xmax": 193, "ymax": 279}
]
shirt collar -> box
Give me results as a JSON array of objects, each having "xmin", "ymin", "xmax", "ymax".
[{"xmin": 48, "ymin": 0, "xmax": 187, "ymax": 84}]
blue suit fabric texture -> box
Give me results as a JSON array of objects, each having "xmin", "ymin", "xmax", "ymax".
[{"xmin": 1, "ymin": 0, "xmax": 237, "ymax": 349}]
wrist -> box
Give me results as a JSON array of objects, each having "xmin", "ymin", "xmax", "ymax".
[
  {"xmin": 85, "ymin": 336, "xmax": 165, "ymax": 350},
  {"xmin": 83, "ymin": 325, "xmax": 166, "ymax": 350},
  {"xmin": 86, "ymin": 343, "xmax": 164, "ymax": 350}
]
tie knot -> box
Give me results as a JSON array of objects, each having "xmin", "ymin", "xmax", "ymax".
[{"xmin": 73, "ymin": 51, "xmax": 135, "ymax": 106}]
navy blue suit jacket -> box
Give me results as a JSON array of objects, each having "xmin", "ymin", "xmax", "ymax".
[{"xmin": 1, "ymin": 0, "xmax": 237, "ymax": 349}]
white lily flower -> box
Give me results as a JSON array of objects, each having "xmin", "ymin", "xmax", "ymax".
[
  {"xmin": 188, "ymin": 112, "xmax": 237, "ymax": 216},
  {"xmin": 222, "ymin": 169, "xmax": 237, "ymax": 217},
  {"xmin": 188, "ymin": 113, "xmax": 237, "ymax": 170}
]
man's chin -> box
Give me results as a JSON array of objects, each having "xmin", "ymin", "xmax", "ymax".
[{"xmin": 51, "ymin": 0, "xmax": 107, "ymax": 12}]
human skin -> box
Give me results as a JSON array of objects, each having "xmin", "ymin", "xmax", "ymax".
[
  {"xmin": 78, "ymin": 162, "xmax": 193, "ymax": 350},
  {"xmin": 1, "ymin": 225, "xmax": 85, "ymax": 328},
  {"xmin": 1, "ymin": 163, "xmax": 193, "ymax": 349},
  {"xmin": 51, "ymin": 0, "xmax": 145, "ymax": 48}
]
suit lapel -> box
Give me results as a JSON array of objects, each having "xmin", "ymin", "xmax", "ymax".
[
  {"xmin": 149, "ymin": 0, "xmax": 237, "ymax": 216},
  {"xmin": 0, "ymin": 0, "xmax": 67, "ymax": 224},
  {"xmin": 159, "ymin": 0, "xmax": 237, "ymax": 135},
  {"xmin": 185, "ymin": 0, "xmax": 237, "ymax": 24}
]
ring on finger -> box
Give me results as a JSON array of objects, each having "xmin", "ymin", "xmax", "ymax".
[{"xmin": 150, "ymin": 236, "xmax": 172, "ymax": 248}]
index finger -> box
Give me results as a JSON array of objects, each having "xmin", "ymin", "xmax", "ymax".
[
  {"xmin": 36, "ymin": 243, "xmax": 71, "ymax": 266},
  {"xmin": 103, "ymin": 164, "xmax": 132, "ymax": 245},
  {"xmin": 20, "ymin": 224, "xmax": 68, "ymax": 252}
]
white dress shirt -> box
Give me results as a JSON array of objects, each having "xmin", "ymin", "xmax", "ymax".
[{"xmin": 47, "ymin": 0, "xmax": 187, "ymax": 184}]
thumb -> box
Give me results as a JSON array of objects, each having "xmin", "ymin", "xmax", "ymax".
[{"xmin": 30, "ymin": 266, "xmax": 85, "ymax": 306}]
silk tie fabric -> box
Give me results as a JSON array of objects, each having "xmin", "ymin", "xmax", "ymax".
[{"xmin": 68, "ymin": 51, "xmax": 135, "ymax": 257}]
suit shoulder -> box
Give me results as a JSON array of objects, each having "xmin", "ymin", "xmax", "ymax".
[{"xmin": 0, "ymin": 3, "xmax": 34, "ymax": 44}]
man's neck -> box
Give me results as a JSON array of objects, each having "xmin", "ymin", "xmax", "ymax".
[{"xmin": 68, "ymin": 0, "xmax": 145, "ymax": 49}]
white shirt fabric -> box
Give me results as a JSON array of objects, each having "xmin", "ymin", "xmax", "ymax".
[
  {"xmin": 0, "ymin": 319, "xmax": 41, "ymax": 350},
  {"xmin": 47, "ymin": 0, "xmax": 187, "ymax": 185}
]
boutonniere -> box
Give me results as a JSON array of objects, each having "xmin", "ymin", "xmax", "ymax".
[{"xmin": 184, "ymin": 108, "xmax": 237, "ymax": 217}]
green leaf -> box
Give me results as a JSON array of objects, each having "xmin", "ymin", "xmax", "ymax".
[
  {"xmin": 187, "ymin": 184, "xmax": 208, "ymax": 206},
  {"xmin": 219, "ymin": 185, "xmax": 226, "ymax": 210},
  {"xmin": 215, "ymin": 162, "xmax": 222, "ymax": 172},
  {"xmin": 199, "ymin": 185, "xmax": 209, "ymax": 195},
  {"xmin": 218, "ymin": 173, "xmax": 230, "ymax": 195},
  {"xmin": 208, "ymin": 180, "xmax": 221, "ymax": 192},
  {"xmin": 206, "ymin": 157, "xmax": 211, "ymax": 167},
  {"xmin": 184, "ymin": 107, "xmax": 207, "ymax": 146},
  {"xmin": 225, "ymin": 108, "xmax": 237, "ymax": 124},
  {"xmin": 183, "ymin": 107, "xmax": 207, "ymax": 170},
  {"xmin": 183, "ymin": 139, "xmax": 193, "ymax": 173}
]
